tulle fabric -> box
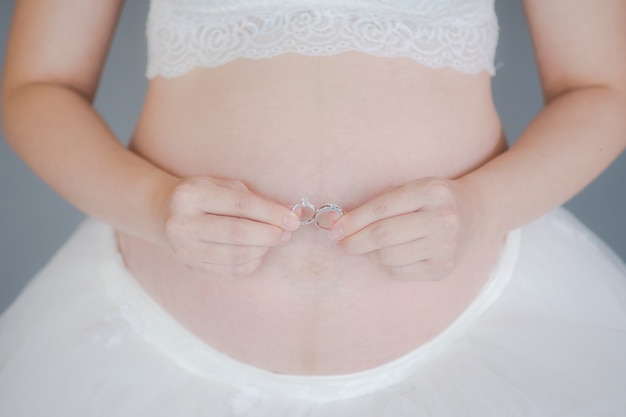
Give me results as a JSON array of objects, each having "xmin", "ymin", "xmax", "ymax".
[{"xmin": 1, "ymin": 208, "xmax": 626, "ymax": 416}]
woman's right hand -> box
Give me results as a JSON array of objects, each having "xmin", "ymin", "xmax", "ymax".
[{"xmin": 162, "ymin": 177, "xmax": 300, "ymax": 277}]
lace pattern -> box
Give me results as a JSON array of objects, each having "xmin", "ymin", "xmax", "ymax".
[{"xmin": 146, "ymin": 0, "xmax": 498, "ymax": 78}]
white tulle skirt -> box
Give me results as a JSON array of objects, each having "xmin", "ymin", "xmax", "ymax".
[{"xmin": 1, "ymin": 208, "xmax": 626, "ymax": 416}]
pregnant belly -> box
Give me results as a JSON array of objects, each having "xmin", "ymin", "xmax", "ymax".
[
  {"xmin": 118, "ymin": 223, "xmax": 505, "ymax": 375},
  {"xmin": 118, "ymin": 54, "xmax": 508, "ymax": 374}
]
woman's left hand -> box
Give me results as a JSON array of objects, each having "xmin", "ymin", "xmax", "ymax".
[{"xmin": 328, "ymin": 177, "xmax": 483, "ymax": 281}]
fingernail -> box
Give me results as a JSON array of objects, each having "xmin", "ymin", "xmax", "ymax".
[
  {"xmin": 281, "ymin": 231, "xmax": 292, "ymax": 242},
  {"xmin": 283, "ymin": 215, "xmax": 300, "ymax": 231},
  {"xmin": 329, "ymin": 227, "xmax": 344, "ymax": 240}
]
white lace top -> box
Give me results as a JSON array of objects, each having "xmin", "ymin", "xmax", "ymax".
[{"xmin": 146, "ymin": 0, "xmax": 499, "ymax": 79}]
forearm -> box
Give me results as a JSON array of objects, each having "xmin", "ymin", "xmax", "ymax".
[
  {"xmin": 459, "ymin": 86, "xmax": 626, "ymax": 233},
  {"xmin": 2, "ymin": 83, "xmax": 179, "ymax": 245}
]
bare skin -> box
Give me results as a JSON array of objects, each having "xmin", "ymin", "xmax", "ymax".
[
  {"xmin": 3, "ymin": 0, "xmax": 626, "ymax": 375},
  {"xmin": 118, "ymin": 54, "xmax": 507, "ymax": 374}
]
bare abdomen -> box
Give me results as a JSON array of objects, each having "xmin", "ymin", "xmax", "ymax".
[{"xmin": 118, "ymin": 52, "xmax": 508, "ymax": 375}]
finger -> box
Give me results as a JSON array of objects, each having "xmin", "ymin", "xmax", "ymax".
[
  {"xmin": 329, "ymin": 179, "xmax": 455, "ymax": 240},
  {"xmin": 187, "ymin": 215, "xmax": 291, "ymax": 246},
  {"xmin": 386, "ymin": 260, "xmax": 451, "ymax": 282},
  {"xmin": 340, "ymin": 212, "xmax": 432, "ymax": 255},
  {"xmin": 175, "ymin": 179, "xmax": 300, "ymax": 231},
  {"xmin": 328, "ymin": 185, "xmax": 426, "ymax": 240},
  {"xmin": 209, "ymin": 187, "xmax": 301, "ymax": 230},
  {"xmin": 365, "ymin": 238, "xmax": 433, "ymax": 267}
]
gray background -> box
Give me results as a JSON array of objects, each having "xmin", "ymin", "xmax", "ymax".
[{"xmin": 1, "ymin": 1, "xmax": 625, "ymax": 314}]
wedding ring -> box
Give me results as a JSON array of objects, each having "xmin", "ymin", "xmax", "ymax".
[
  {"xmin": 291, "ymin": 197, "xmax": 316, "ymax": 225},
  {"xmin": 314, "ymin": 203, "xmax": 344, "ymax": 231}
]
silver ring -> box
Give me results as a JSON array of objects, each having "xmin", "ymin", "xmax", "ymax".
[
  {"xmin": 291, "ymin": 197, "xmax": 316, "ymax": 225},
  {"xmin": 314, "ymin": 203, "xmax": 344, "ymax": 231}
]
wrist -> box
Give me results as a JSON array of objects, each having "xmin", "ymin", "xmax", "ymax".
[
  {"xmin": 148, "ymin": 173, "xmax": 181, "ymax": 247},
  {"xmin": 454, "ymin": 174, "xmax": 507, "ymax": 239}
]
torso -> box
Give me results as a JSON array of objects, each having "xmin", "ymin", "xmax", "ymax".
[{"xmin": 117, "ymin": 52, "xmax": 508, "ymax": 375}]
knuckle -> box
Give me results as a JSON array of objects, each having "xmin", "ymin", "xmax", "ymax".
[
  {"xmin": 431, "ymin": 198, "xmax": 458, "ymax": 223},
  {"xmin": 169, "ymin": 186, "xmax": 193, "ymax": 211},
  {"xmin": 374, "ymin": 247, "xmax": 395, "ymax": 266},
  {"xmin": 229, "ymin": 219, "xmax": 249, "ymax": 243},
  {"xmin": 233, "ymin": 194, "xmax": 251, "ymax": 216},
  {"xmin": 370, "ymin": 199, "xmax": 388, "ymax": 217},
  {"xmin": 166, "ymin": 213, "xmax": 189, "ymax": 230},
  {"xmin": 440, "ymin": 210, "xmax": 461, "ymax": 231},
  {"xmin": 425, "ymin": 178, "xmax": 453, "ymax": 200},
  {"xmin": 173, "ymin": 180, "xmax": 200, "ymax": 202},
  {"xmin": 233, "ymin": 194, "xmax": 252, "ymax": 217},
  {"xmin": 172, "ymin": 181, "xmax": 193, "ymax": 197},
  {"xmin": 164, "ymin": 216, "xmax": 180, "ymax": 237},
  {"xmin": 227, "ymin": 179, "xmax": 248, "ymax": 191},
  {"xmin": 370, "ymin": 223, "xmax": 391, "ymax": 246},
  {"xmin": 338, "ymin": 239, "xmax": 356, "ymax": 255},
  {"xmin": 229, "ymin": 246, "xmax": 251, "ymax": 265},
  {"xmin": 170, "ymin": 179, "xmax": 213, "ymax": 214}
]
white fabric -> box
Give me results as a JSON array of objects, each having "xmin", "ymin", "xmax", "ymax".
[
  {"xmin": 2, "ymin": 208, "xmax": 626, "ymax": 416},
  {"xmin": 146, "ymin": 0, "xmax": 499, "ymax": 78}
]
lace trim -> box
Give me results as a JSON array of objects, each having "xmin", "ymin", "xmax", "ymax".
[{"xmin": 146, "ymin": 5, "xmax": 498, "ymax": 79}]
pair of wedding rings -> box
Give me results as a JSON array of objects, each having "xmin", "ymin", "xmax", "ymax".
[{"xmin": 291, "ymin": 197, "xmax": 344, "ymax": 231}]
